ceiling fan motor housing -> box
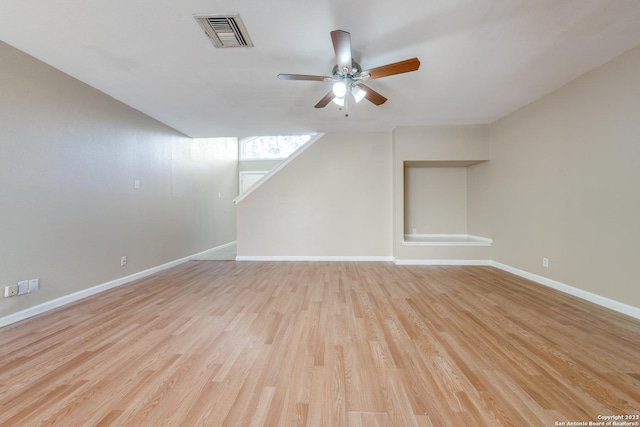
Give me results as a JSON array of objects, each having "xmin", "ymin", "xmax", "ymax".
[{"xmin": 332, "ymin": 60, "xmax": 362, "ymax": 80}]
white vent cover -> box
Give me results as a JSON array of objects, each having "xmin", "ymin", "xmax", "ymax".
[{"xmin": 194, "ymin": 14, "xmax": 253, "ymax": 48}]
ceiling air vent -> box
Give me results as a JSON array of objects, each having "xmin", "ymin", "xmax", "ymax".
[{"xmin": 194, "ymin": 14, "xmax": 253, "ymax": 48}]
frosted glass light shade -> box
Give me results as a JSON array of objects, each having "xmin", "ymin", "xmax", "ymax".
[
  {"xmin": 332, "ymin": 81, "xmax": 347, "ymax": 98},
  {"xmin": 352, "ymin": 85, "xmax": 366, "ymax": 103}
]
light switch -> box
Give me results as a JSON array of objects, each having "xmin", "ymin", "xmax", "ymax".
[{"xmin": 18, "ymin": 280, "xmax": 29, "ymax": 295}]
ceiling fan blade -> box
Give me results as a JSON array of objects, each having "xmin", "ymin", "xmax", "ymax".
[
  {"xmin": 358, "ymin": 84, "xmax": 387, "ymax": 106},
  {"xmin": 277, "ymin": 74, "xmax": 332, "ymax": 81},
  {"xmin": 361, "ymin": 58, "xmax": 420, "ymax": 80},
  {"xmin": 331, "ymin": 30, "xmax": 352, "ymax": 73},
  {"xmin": 314, "ymin": 91, "xmax": 335, "ymax": 108}
]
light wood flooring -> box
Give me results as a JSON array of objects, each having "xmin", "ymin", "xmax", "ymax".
[{"xmin": 0, "ymin": 261, "xmax": 638, "ymax": 426}]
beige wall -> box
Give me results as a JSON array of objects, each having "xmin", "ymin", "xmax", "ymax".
[
  {"xmin": 236, "ymin": 132, "xmax": 392, "ymax": 257},
  {"xmin": 404, "ymin": 166, "xmax": 468, "ymax": 234},
  {"xmin": 469, "ymin": 44, "xmax": 640, "ymax": 307},
  {"xmin": 393, "ymin": 126, "xmax": 491, "ymax": 161},
  {"xmin": 0, "ymin": 42, "xmax": 238, "ymax": 318}
]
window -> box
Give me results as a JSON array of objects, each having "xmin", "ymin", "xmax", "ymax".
[{"xmin": 239, "ymin": 134, "xmax": 314, "ymax": 160}]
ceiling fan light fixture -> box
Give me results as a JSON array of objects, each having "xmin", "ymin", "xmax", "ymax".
[
  {"xmin": 332, "ymin": 81, "xmax": 347, "ymax": 98},
  {"xmin": 352, "ymin": 85, "xmax": 366, "ymax": 103},
  {"xmin": 332, "ymin": 96, "xmax": 345, "ymax": 106}
]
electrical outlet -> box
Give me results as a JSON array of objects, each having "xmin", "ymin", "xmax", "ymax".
[
  {"xmin": 121, "ymin": 256, "xmax": 127, "ymax": 266},
  {"xmin": 134, "ymin": 179, "xmax": 140, "ymax": 189},
  {"xmin": 412, "ymin": 228, "xmax": 417, "ymax": 235},
  {"xmin": 28, "ymin": 279, "xmax": 40, "ymax": 293},
  {"xmin": 4, "ymin": 284, "xmax": 18, "ymax": 297},
  {"xmin": 18, "ymin": 280, "xmax": 29, "ymax": 295},
  {"xmin": 542, "ymin": 257, "xmax": 549, "ymax": 268}
]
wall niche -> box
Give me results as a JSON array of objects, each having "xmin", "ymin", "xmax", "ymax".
[{"xmin": 404, "ymin": 161, "xmax": 485, "ymax": 236}]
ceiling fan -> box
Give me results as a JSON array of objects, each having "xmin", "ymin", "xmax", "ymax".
[{"xmin": 277, "ymin": 30, "xmax": 420, "ymax": 110}]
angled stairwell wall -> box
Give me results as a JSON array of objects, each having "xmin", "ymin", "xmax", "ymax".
[{"xmin": 235, "ymin": 132, "xmax": 393, "ymax": 260}]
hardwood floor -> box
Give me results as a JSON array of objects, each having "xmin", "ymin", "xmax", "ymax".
[{"xmin": 0, "ymin": 261, "xmax": 638, "ymax": 426}]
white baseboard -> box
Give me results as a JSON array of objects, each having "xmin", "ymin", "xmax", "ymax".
[
  {"xmin": 0, "ymin": 242, "xmax": 236, "ymax": 329},
  {"xmin": 491, "ymin": 261, "xmax": 640, "ymax": 320},
  {"xmin": 394, "ymin": 259, "xmax": 491, "ymax": 266},
  {"xmin": 236, "ymin": 255, "xmax": 394, "ymax": 262},
  {"xmin": 193, "ymin": 240, "xmax": 236, "ymax": 255}
]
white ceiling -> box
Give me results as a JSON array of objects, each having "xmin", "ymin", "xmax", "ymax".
[{"xmin": 2, "ymin": 0, "xmax": 640, "ymax": 138}]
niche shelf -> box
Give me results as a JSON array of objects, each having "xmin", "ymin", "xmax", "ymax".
[{"xmin": 402, "ymin": 234, "xmax": 492, "ymax": 246}]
